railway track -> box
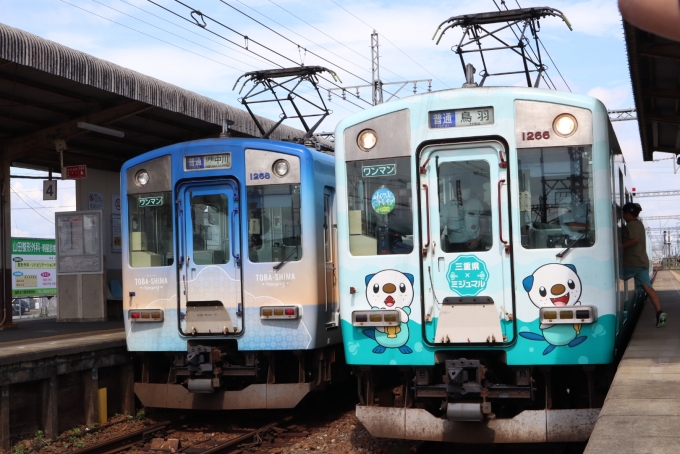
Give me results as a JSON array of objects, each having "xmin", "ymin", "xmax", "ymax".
[{"xmin": 71, "ymin": 418, "xmax": 309, "ymax": 454}]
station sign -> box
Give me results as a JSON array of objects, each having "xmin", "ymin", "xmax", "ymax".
[
  {"xmin": 11, "ymin": 238, "xmax": 57, "ymax": 297},
  {"xmin": 63, "ymin": 165, "xmax": 87, "ymax": 180}
]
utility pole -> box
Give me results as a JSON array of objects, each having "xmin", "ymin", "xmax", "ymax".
[
  {"xmin": 371, "ymin": 31, "xmax": 383, "ymax": 106},
  {"xmin": 328, "ymin": 32, "xmax": 431, "ymax": 106}
]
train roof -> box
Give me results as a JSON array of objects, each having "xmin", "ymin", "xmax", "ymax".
[
  {"xmin": 335, "ymin": 86, "xmax": 608, "ymax": 132},
  {"xmin": 121, "ymin": 137, "xmax": 334, "ymax": 170}
]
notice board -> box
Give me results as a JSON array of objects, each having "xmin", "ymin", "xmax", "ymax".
[
  {"xmin": 55, "ymin": 211, "xmax": 103, "ymax": 274},
  {"xmin": 11, "ymin": 238, "xmax": 57, "ymax": 297}
]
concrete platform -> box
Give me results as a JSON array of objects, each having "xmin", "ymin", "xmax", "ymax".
[
  {"xmin": 0, "ymin": 317, "xmax": 129, "ymax": 449},
  {"xmin": 586, "ymin": 270, "xmax": 680, "ymax": 453}
]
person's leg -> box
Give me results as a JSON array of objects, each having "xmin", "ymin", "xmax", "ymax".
[{"xmin": 641, "ymin": 283, "xmax": 662, "ymax": 313}]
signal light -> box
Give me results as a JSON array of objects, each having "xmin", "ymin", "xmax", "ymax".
[
  {"xmin": 540, "ymin": 306, "xmax": 596, "ymax": 324},
  {"xmin": 352, "ymin": 310, "xmax": 401, "ymax": 327},
  {"xmin": 128, "ymin": 309, "xmax": 163, "ymax": 322},
  {"xmin": 260, "ymin": 305, "xmax": 300, "ymax": 320}
]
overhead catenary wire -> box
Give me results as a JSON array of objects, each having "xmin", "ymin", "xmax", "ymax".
[
  {"xmin": 326, "ymin": 0, "xmax": 450, "ymax": 89},
  {"xmin": 119, "ymin": 0, "xmax": 274, "ymax": 67},
  {"xmin": 163, "ymin": 0, "xmax": 371, "ymax": 109},
  {"xmin": 59, "ymin": 0, "xmax": 248, "ymax": 72},
  {"xmin": 92, "ymin": 0, "xmax": 263, "ymax": 69},
  {"xmin": 232, "ymin": 0, "xmax": 378, "ymax": 78},
  {"xmin": 10, "ymin": 186, "xmax": 56, "ymax": 225},
  {"xmin": 216, "ymin": 0, "xmax": 404, "ymax": 101}
]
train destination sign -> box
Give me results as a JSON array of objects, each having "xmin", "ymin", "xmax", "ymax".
[
  {"xmin": 184, "ymin": 153, "xmax": 232, "ymax": 171},
  {"xmin": 429, "ymin": 107, "xmax": 494, "ymax": 129}
]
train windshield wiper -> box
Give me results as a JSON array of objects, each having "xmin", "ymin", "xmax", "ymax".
[
  {"xmin": 557, "ymin": 201, "xmax": 590, "ymax": 259},
  {"xmin": 273, "ymin": 246, "xmax": 299, "ymax": 271}
]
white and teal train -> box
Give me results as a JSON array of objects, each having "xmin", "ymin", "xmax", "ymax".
[{"xmin": 334, "ymin": 87, "xmax": 649, "ymax": 443}]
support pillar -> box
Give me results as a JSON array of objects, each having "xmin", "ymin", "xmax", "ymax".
[
  {"xmin": 41, "ymin": 376, "xmax": 58, "ymax": 440},
  {"xmin": 0, "ymin": 159, "xmax": 14, "ymax": 330},
  {"xmin": 121, "ymin": 363, "xmax": 135, "ymax": 417},
  {"xmin": 0, "ymin": 385, "xmax": 9, "ymax": 451},
  {"xmin": 82, "ymin": 367, "xmax": 98, "ymax": 426}
]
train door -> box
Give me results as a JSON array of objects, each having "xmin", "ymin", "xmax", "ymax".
[
  {"xmin": 420, "ymin": 141, "xmax": 513, "ymax": 344},
  {"xmin": 324, "ymin": 187, "xmax": 339, "ymax": 327},
  {"xmin": 178, "ymin": 181, "xmax": 242, "ymax": 335}
]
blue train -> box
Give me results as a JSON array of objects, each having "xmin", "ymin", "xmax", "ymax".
[
  {"xmin": 121, "ymin": 138, "xmax": 342, "ymax": 409},
  {"xmin": 334, "ymin": 87, "xmax": 649, "ymax": 442}
]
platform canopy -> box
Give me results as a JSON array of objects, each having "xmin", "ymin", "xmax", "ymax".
[
  {"xmin": 624, "ymin": 21, "xmax": 680, "ymax": 162},
  {"xmin": 0, "ymin": 22, "xmax": 313, "ymax": 172}
]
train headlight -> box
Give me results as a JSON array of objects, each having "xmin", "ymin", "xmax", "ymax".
[
  {"xmin": 272, "ymin": 159, "xmax": 290, "ymax": 177},
  {"xmin": 357, "ymin": 129, "xmax": 378, "ymax": 151},
  {"xmin": 135, "ymin": 169, "xmax": 150, "ymax": 186},
  {"xmin": 553, "ymin": 113, "xmax": 578, "ymax": 138}
]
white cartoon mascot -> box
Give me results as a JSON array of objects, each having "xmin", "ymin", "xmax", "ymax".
[
  {"xmin": 362, "ymin": 270, "xmax": 414, "ymax": 354},
  {"xmin": 519, "ymin": 263, "xmax": 588, "ymax": 355}
]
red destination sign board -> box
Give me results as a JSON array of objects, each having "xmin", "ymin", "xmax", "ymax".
[{"xmin": 63, "ymin": 165, "xmax": 87, "ymax": 179}]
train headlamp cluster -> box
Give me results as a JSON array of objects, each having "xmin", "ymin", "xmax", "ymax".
[
  {"xmin": 553, "ymin": 113, "xmax": 578, "ymax": 138},
  {"xmin": 129, "ymin": 309, "xmax": 164, "ymax": 322},
  {"xmin": 260, "ymin": 305, "xmax": 301, "ymax": 320},
  {"xmin": 539, "ymin": 306, "xmax": 597, "ymax": 324},
  {"xmin": 352, "ymin": 310, "xmax": 400, "ymax": 327},
  {"xmin": 357, "ymin": 129, "xmax": 378, "ymax": 151},
  {"xmin": 135, "ymin": 169, "xmax": 150, "ymax": 187},
  {"xmin": 272, "ymin": 159, "xmax": 290, "ymax": 177}
]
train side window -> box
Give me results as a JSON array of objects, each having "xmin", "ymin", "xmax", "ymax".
[
  {"xmin": 191, "ymin": 194, "xmax": 229, "ymax": 265},
  {"xmin": 345, "ymin": 157, "xmax": 413, "ymax": 256},
  {"xmin": 517, "ymin": 146, "xmax": 595, "ymax": 249},
  {"xmin": 247, "ymin": 184, "xmax": 302, "ymax": 263},
  {"xmin": 128, "ymin": 192, "xmax": 174, "ymax": 267}
]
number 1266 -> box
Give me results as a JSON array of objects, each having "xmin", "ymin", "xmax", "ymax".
[{"xmin": 522, "ymin": 131, "xmax": 550, "ymax": 140}]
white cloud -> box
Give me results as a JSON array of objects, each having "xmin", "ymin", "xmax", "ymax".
[{"xmin": 587, "ymin": 85, "xmax": 630, "ymax": 109}]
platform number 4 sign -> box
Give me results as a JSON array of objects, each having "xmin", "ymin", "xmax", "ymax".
[{"xmin": 43, "ymin": 180, "xmax": 57, "ymax": 201}]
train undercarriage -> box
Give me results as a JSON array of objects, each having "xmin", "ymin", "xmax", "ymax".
[
  {"xmin": 354, "ymin": 351, "xmax": 615, "ymax": 443},
  {"xmin": 133, "ymin": 342, "xmax": 343, "ymax": 409}
]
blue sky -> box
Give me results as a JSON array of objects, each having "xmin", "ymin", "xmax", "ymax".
[{"xmin": 2, "ymin": 0, "xmax": 679, "ymax": 255}]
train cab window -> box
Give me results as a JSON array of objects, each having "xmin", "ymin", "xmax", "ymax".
[
  {"xmin": 345, "ymin": 157, "xmax": 413, "ymax": 256},
  {"xmin": 517, "ymin": 146, "xmax": 595, "ymax": 249},
  {"xmin": 191, "ymin": 194, "xmax": 230, "ymax": 265},
  {"xmin": 128, "ymin": 192, "xmax": 174, "ymax": 267},
  {"xmin": 438, "ymin": 160, "xmax": 492, "ymax": 252},
  {"xmin": 247, "ymin": 184, "xmax": 302, "ymax": 263}
]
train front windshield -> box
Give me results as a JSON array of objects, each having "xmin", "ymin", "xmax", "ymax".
[
  {"xmin": 247, "ymin": 184, "xmax": 302, "ymax": 263},
  {"xmin": 517, "ymin": 146, "xmax": 595, "ymax": 249},
  {"xmin": 128, "ymin": 192, "xmax": 174, "ymax": 267},
  {"xmin": 346, "ymin": 157, "xmax": 414, "ymax": 256}
]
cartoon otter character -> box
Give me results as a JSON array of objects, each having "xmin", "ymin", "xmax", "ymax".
[
  {"xmin": 519, "ymin": 263, "xmax": 588, "ymax": 355},
  {"xmin": 362, "ymin": 270, "xmax": 414, "ymax": 354}
]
